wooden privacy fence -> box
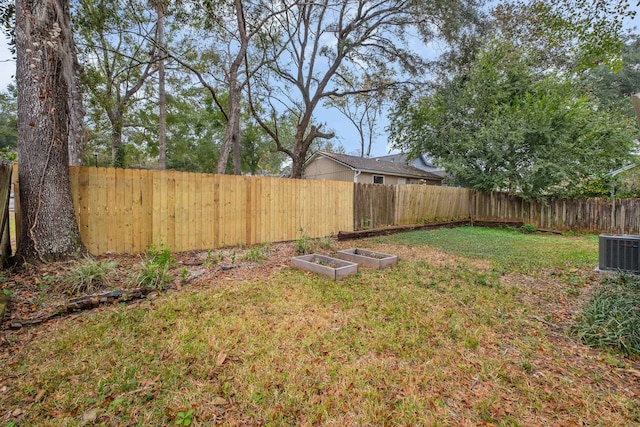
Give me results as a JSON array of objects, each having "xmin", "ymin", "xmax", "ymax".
[
  {"xmin": 60, "ymin": 167, "xmax": 354, "ymax": 255},
  {"xmin": 472, "ymin": 192, "xmax": 640, "ymax": 235},
  {"xmin": 354, "ymin": 183, "xmax": 472, "ymax": 229},
  {"xmin": 9, "ymin": 164, "xmax": 640, "ymax": 256}
]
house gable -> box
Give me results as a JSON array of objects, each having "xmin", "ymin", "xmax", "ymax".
[{"xmin": 304, "ymin": 151, "xmax": 443, "ymax": 185}]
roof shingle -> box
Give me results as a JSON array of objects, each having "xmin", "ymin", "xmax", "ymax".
[{"xmin": 313, "ymin": 151, "xmax": 442, "ymax": 181}]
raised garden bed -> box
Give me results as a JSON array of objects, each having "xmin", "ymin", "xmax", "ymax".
[
  {"xmin": 291, "ymin": 254, "xmax": 358, "ymax": 280},
  {"xmin": 336, "ymin": 248, "xmax": 398, "ymax": 269}
]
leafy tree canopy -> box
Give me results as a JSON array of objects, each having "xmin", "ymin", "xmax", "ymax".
[
  {"xmin": 389, "ymin": 40, "xmax": 638, "ymax": 199},
  {"xmin": 584, "ymin": 34, "xmax": 640, "ymax": 118},
  {"xmin": 0, "ymin": 84, "xmax": 16, "ymax": 152}
]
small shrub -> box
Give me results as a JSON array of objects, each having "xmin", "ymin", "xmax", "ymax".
[
  {"xmin": 175, "ymin": 409, "xmax": 194, "ymax": 426},
  {"xmin": 180, "ymin": 267, "xmax": 189, "ymax": 283},
  {"xmin": 317, "ymin": 236, "xmax": 335, "ymax": 251},
  {"xmin": 133, "ymin": 246, "xmax": 175, "ymax": 290},
  {"xmin": 203, "ymin": 250, "xmax": 223, "ymax": 268},
  {"xmin": 60, "ymin": 256, "xmax": 118, "ymax": 295},
  {"xmin": 520, "ymin": 223, "xmax": 537, "ymax": 234},
  {"xmin": 296, "ymin": 230, "xmax": 313, "ymax": 255},
  {"xmin": 574, "ymin": 273, "xmax": 640, "ymax": 355},
  {"xmin": 243, "ymin": 243, "xmax": 270, "ymax": 264}
]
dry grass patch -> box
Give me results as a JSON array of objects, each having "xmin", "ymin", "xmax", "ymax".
[{"xmin": 1, "ymin": 228, "xmax": 639, "ymax": 426}]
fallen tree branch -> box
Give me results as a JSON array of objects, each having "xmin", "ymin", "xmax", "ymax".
[{"xmin": 6, "ymin": 287, "xmax": 154, "ymax": 329}]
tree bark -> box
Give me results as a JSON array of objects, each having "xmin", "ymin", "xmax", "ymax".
[
  {"xmin": 216, "ymin": 0, "xmax": 248, "ymax": 175},
  {"xmin": 109, "ymin": 110, "xmax": 125, "ymax": 167},
  {"xmin": 15, "ymin": 0, "xmax": 85, "ymax": 262},
  {"xmin": 157, "ymin": 3, "xmax": 166, "ymax": 169},
  {"xmin": 67, "ymin": 39, "xmax": 84, "ymax": 166}
]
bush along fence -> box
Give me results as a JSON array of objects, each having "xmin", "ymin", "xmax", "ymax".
[{"xmin": 8, "ymin": 164, "xmax": 640, "ymax": 255}]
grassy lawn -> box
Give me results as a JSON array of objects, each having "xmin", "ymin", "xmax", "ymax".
[{"xmin": 1, "ymin": 227, "xmax": 639, "ymax": 426}]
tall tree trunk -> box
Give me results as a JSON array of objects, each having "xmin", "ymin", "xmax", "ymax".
[
  {"xmin": 216, "ymin": 0, "xmax": 247, "ymax": 175},
  {"xmin": 15, "ymin": 0, "xmax": 85, "ymax": 262},
  {"xmin": 232, "ymin": 106, "xmax": 241, "ymax": 174},
  {"xmin": 156, "ymin": 3, "xmax": 166, "ymax": 169},
  {"xmin": 67, "ymin": 39, "xmax": 84, "ymax": 166},
  {"xmin": 109, "ymin": 111, "xmax": 125, "ymax": 167},
  {"xmin": 217, "ymin": 90, "xmax": 241, "ymax": 175}
]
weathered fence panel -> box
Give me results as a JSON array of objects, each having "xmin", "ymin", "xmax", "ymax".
[
  {"xmin": 395, "ymin": 185, "xmax": 472, "ymax": 226},
  {"xmin": 473, "ymin": 192, "xmax": 640, "ymax": 235},
  {"xmin": 353, "ymin": 183, "xmax": 396, "ymax": 229},
  {"xmin": 472, "ymin": 191, "xmax": 529, "ymax": 222}
]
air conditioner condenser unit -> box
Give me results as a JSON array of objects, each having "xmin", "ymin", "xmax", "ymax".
[{"xmin": 598, "ymin": 234, "xmax": 640, "ymax": 274}]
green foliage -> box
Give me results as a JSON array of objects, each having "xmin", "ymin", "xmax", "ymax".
[
  {"xmin": 0, "ymin": 85, "xmax": 17, "ymax": 152},
  {"xmin": 612, "ymin": 164, "xmax": 640, "ymax": 198},
  {"xmin": 203, "ymin": 249, "xmax": 223, "ymax": 268},
  {"xmin": 584, "ymin": 34, "xmax": 640, "ymax": 118},
  {"xmin": 295, "ymin": 230, "xmax": 313, "ymax": 255},
  {"xmin": 390, "ymin": 39, "xmax": 636, "ymax": 199},
  {"xmin": 575, "ymin": 273, "xmax": 640, "ymax": 356},
  {"xmin": 520, "ymin": 223, "xmax": 537, "ymax": 234},
  {"xmin": 165, "ymin": 88, "xmax": 226, "ymax": 173},
  {"xmin": 60, "ymin": 256, "xmax": 118, "ymax": 295},
  {"xmin": 317, "ymin": 236, "xmax": 336, "ymax": 251},
  {"xmin": 243, "ymin": 244, "xmax": 270, "ymax": 264},
  {"xmin": 490, "ymin": 0, "xmax": 633, "ymax": 73},
  {"xmin": 76, "ymin": 0, "xmax": 159, "ymax": 168},
  {"xmin": 175, "ymin": 409, "xmax": 194, "ymax": 426},
  {"xmin": 133, "ymin": 246, "xmax": 175, "ymax": 290}
]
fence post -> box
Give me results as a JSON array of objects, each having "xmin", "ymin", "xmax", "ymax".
[{"xmin": 0, "ymin": 161, "xmax": 12, "ymax": 264}]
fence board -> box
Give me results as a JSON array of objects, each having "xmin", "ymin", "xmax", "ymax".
[
  {"xmin": 354, "ymin": 183, "xmax": 395, "ymax": 229},
  {"xmin": 0, "ymin": 161, "xmax": 12, "ymax": 262}
]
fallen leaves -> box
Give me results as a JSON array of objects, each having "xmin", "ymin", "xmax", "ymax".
[{"xmin": 216, "ymin": 351, "xmax": 227, "ymax": 367}]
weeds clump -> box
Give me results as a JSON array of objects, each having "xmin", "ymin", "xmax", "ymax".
[
  {"xmin": 295, "ymin": 229, "xmax": 313, "ymax": 255},
  {"xmin": 317, "ymin": 236, "xmax": 335, "ymax": 251},
  {"xmin": 132, "ymin": 246, "xmax": 175, "ymax": 290},
  {"xmin": 243, "ymin": 243, "xmax": 270, "ymax": 264},
  {"xmin": 520, "ymin": 223, "xmax": 537, "ymax": 234},
  {"xmin": 59, "ymin": 256, "xmax": 118, "ymax": 295},
  {"xmin": 575, "ymin": 273, "xmax": 640, "ymax": 355}
]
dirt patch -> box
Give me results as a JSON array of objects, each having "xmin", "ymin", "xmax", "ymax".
[{"xmin": 366, "ymin": 241, "xmax": 493, "ymax": 270}]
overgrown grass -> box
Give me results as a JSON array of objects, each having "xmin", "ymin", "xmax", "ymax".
[
  {"xmin": 2, "ymin": 228, "xmax": 637, "ymax": 426},
  {"xmin": 58, "ymin": 256, "xmax": 119, "ymax": 295},
  {"xmin": 575, "ymin": 273, "xmax": 640, "ymax": 355}
]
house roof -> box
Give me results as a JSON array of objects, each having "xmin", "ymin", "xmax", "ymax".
[
  {"xmin": 372, "ymin": 153, "xmax": 446, "ymax": 178},
  {"xmin": 308, "ymin": 151, "xmax": 442, "ymax": 181}
]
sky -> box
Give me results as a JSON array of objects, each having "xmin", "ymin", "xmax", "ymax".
[
  {"xmin": 0, "ymin": 19, "xmax": 401, "ymax": 158},
  {"xmin": 1, "ymin": 7, "xmax": 639, "ymax": 159}
]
